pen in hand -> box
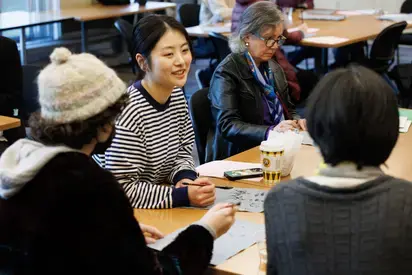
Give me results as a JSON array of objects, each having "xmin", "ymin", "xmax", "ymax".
[{"xmin": 182, "ymin": 182, "xmax": 233, "ymax": 190}]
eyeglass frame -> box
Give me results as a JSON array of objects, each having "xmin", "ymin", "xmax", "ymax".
[{"xmin": 252, "ymin": 33, "xmax": 287, "ymax": 48}]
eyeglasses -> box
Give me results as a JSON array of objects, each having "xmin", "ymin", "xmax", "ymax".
[{"xmin": 253, "ymin": 33, "xmax": 287, "ymax": 48}]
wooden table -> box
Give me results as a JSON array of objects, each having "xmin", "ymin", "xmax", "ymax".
[
  {"xmin": 135, "ymin": 130, "xmax": 412, "ymax": 274},
  {"xmin": 59, "ymin": 1, "xmax": 176, "ymax": 52},
  {"xmin": 186, "ymin": 12, "xmax": 412, "ymax": 72},
  {"xmin": 0, "ymin": 116, "xmax": 21, "ymax": 131},
  {"xmin": 0, "ymin": 11, "xmax": 72, "ymax": 64}
]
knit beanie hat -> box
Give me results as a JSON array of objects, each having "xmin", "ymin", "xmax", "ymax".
[{"xmin": 37, "ymin": 47, "xmax": 126, "ymax": 124}]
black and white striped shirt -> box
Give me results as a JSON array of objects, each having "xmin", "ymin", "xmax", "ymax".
[{"xmin": 93, "ymin": 81, "xmax": 197, "ymax": 209}]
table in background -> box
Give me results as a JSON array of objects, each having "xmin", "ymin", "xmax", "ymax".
[
  {"xmin": 0, "ymin": 116, "xmax": 21, "ymax": 131},
  {"xmin": 135, "ymin": 130, "xmax": 412, "ymax": 274},
  {"xmin": 0, "ymin": 11, "xmax": 72, "ymax": 64},
  {"xmin": 186, "ymin": 13, "xmax": 412, "ymax": 72},
  {"xmin": 59, "ymin": 2, "xmax": 176, "ymax": 52}
]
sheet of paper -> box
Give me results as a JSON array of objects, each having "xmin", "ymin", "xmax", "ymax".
[
  {"xmin": 400, "ymin": 116, "xmax": 407, "ymax": 128},
  {"xmin": 287, "ymin": 27, "xmax": 319, "ymax": 34},
  {"xmin": 148, "ymin": 219, "xmax": 264, "ymax": 266},
  {"xmin": 336, "ymin": 10, "xmax": 363, "ymax": 16},
  {"xmin": 400, "ymin": 120, "xmax": 411, "ymax": 133},
  {"xmin": 378, "ymin": 13, "xmax": 412, "ymax": 22},
  {"xmin": 302, "ymin": 36, "xmax": 349, "ymax": 45},
  {"xmin": 201, "ymin": 22, "xmax": 231, "ymax": 33},
  {"xmin": 196, "ymin": 160, "xmax": 262, "ymax": 179},
  {"xmin": 300, "ymin": 131, "xmax": 314, "ymax": 146},
  {"xmin": 355, "ymin": 9, "xmax": 382, "ymax": 15},
  {"xmin": 183, "ymin": 187, "xmax": 267, "ymax": 213}
]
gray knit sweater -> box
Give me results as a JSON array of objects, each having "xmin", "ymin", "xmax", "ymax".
[{"xmin": 264, "ymin": 175, "xmax": 412, "ymax": 275}]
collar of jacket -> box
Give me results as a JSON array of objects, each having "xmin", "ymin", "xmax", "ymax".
[{"xmin": 231, "ymin": 52, "xmax": 282, "ymax": 80}]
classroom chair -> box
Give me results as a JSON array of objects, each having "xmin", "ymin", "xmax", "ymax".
[
  {"xmin": 398, "ymin": 0, "xmax": 412, "ymax": 63},
  {"xmin": 389, "ymin": 63, "xmax": 412, "ymax": 108},
  {"xmin": 114, "ymin": 19, "xmax": 135, "ymax": 74},
  {"xmin": 0, "ymin": 36, "xmax": 26, "ymax": 144},
  {"xmin": 362, "ymin": 21, "xmax": 407, "ymax": 75},
  {"xmin": 209, "ymin": 32, "xmax": 231, "ymax": 63},
  {"xmin": 189, "ymin": 88, "xmax": 212, "ymax": 165},
  {"xmin": 21, "ymin": 65, "xmax": 41, "ymax": 124},
  {"xmin": 177, "ymin": 3, "xmax": 215, "ymax": 61}
]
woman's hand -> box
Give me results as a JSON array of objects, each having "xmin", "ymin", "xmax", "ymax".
[
  {"xmin": 297, "ymin": 119, "xmax": 307, "ymax": 131},
  {"xmin": 140, "ymin": 224, "xmax": 164, "ymax": 244},
  {"xmin": 274, "ymin": 120, "xmax": 299, "ymax": 132},
  {"xmin": 198, "ymin": 203, "xmax": 237, "ymax": 239}
]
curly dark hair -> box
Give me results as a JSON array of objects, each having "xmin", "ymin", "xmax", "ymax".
[{"xmin": 29, "ymin": 94, "xmax": 128, "ymax": 149}]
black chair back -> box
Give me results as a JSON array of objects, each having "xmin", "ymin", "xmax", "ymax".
[
  {"xmin": 369, "ymin": 21, "xmax": 407, "ymax": 73},
  {"xmin": 177, "ymin": 4, "xmax": 200, "ymax": 27},
  {"xmin": 21, "ymin": 65, "xmax": 41, "ymax": 123},
  {"xmin": 389, "ymin": 64, "xmax": 412, "ymax": 107},
  {"xmin": 189, "ymin": 88, "xmax": 211, "ymax": 165},
  {"xmin": 209, "ymin": 32, "xmax": 231, "ymax": 63},
  {"xmin": 401, "ymin": 0, "xmax": 412, "ymax": 13},
  {"xmin": 114, "ymin": 19, "xmax": 133, "ymax": 54}
]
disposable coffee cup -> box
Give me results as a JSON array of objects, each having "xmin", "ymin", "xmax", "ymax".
[{"xmin": 260, "ymin": 140, "xmax": 284, "ymax": 186}]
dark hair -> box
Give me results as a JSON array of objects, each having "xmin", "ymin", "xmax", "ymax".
[
  {"xmin": 29, "ymin": 94, "xmax": 128, "ymax": 149},
  {"xmin": 132, "ymin": 14, "xmax": 192, "ymax": 80},
  {"xmin": 306, "ymin": 65, "xmax": 399, "ymax": 168}
]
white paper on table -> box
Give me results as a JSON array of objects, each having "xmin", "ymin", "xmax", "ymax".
[
  {"xmin": 200, "ymin": 22, "xmax": 231, "ymax": 33},
  {"xmin": 378, "ymin": 13, "xmax": 412, "ymax": 22},
  {"xmin": 336, "ymin": 10, "xmax": 363, "ymax": 16},
  {"xmin": 302, "ymin": 36, "xmax": 349, "ymax": 45},
  {"xmin": 400, "ymin": 120, "xmax": 411, "ymax": 133},
  {"xmin": 287, "ymin": 27, "xmax": 319, "ymax": 34},
  {"xmin": 300, "ymin": 131, "xmax": 314, "ymax": 146},
  {"xmin": 355, "ymin": 9, "xmax": 382, "ymax": 15},
  {"xmin": 148, "ymin": 219, "xmax": 264, "ymax": 266},
  {"xmin": 196, "ymin": 160, "xmax": 263, "ymax": 182},
  {"xmin": 400, "ymin": 116, "xmax": 407, "ymax": 128},
  {"xmin": 336, "ymin": 9, "xmax": 382, "ymax": 16}
]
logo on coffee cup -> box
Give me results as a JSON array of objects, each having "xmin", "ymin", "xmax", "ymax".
[{"xmin": 263, "ymin": 158, "xmax": 271, "ymax": 168}]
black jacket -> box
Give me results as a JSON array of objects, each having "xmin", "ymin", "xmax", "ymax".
[
  {"xmin": 206, "ymin": 53, "xmax": 299, "ymax": 162},
  {"xmin": 0, "ymin": 152, "xmax": 213, "ymax": 275}
]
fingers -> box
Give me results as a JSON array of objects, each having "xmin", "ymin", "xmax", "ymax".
[
  {"xmin": 298, "ymin": 119, "xmax": 307, "ymax": 131},
  {"xmin": 197, "ymin": 191, "xmax": 216, "ymax": 204},
  {"xmin": 283, "ymin": 120, "xmax": 298, "ymax": 128},
  {"xmin": 199, "ymin": 195, "xmax": 216, "ymax": 206},
  {"xmin": 142, "ymin": 225, "xmax": 164, "ymax": 239},
  {"xmin": 144, "ymin": 236, "xmax": 158, "ymax": 244},
  {"xmin": 208, "ymin": 202, "xmax": 232, "ymax": 211},
  {"xmin": 194, "ymin": 177, "xmax": 213, "ymax": 185},
  {"xmin": 198, "ymin": 184, "xmax": 215, "ymax": 193}
]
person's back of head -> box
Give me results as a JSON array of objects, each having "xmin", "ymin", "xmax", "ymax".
[
  {"xmin": 305, "ymin": 65, "xmax": 399, "ymax": 168},
  {"xmin": 30, "ymin": 47, "xmax": 127, "ymax": 150}
]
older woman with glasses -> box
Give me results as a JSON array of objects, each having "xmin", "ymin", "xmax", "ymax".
[{"xmin": 206, "ymin": 1, "xmax": 305, "ymax": 162}]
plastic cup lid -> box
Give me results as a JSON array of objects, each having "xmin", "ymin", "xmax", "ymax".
[{"xmin": 260, "ymin": 140, "xmax": 284, "ymax": 152}]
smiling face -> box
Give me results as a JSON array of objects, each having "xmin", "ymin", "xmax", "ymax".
[
  {"xmin": 141, "ymin": 28, "xmax": 192, "ymax": 89},
  {"xmin": 244, "ymin": 24, "xmax": 284, "ymax": 64}
]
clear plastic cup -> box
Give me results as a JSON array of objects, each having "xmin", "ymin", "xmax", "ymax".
[{"xmin": 254, "ymin": 230, "xmax": 267, "ymax": 275}]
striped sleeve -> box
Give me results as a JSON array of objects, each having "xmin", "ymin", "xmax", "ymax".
[
  {"xmin": 167, "ymin": 98, "xmax": 198, "ymax": 184},
  {"xmin": 102, "ymin": 125, "xmax": 176, "ymax": 209}
]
